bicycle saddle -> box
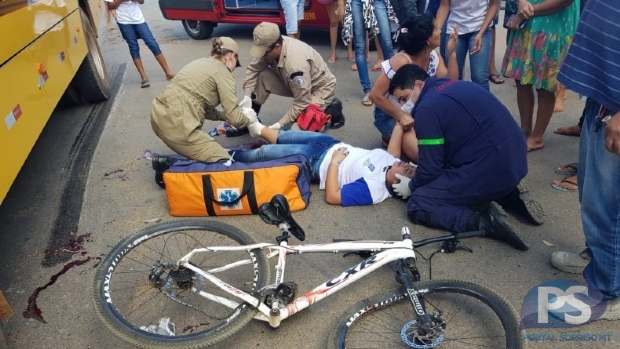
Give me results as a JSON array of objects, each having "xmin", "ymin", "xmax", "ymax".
[{"xmin": 258, "ymin": 195, "xmax": 306, "ymax": 241}]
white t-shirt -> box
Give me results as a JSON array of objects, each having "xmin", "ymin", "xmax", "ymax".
[
  {"xmin": 318, "ymin": 143, "xmax": 399, "ymax": 206},
  {"xmin": 446, "ymin": 0, "xmax": 489, "ymax": 35},
  {"xmin": 106, "ymin": 0, "xmax": 145, "ymax": 25},
  {"xmin": 380, "ymin": 51, "xmax": 439, "ymax": 107}
]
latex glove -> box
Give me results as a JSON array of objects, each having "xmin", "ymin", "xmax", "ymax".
[
  {"xmin": 241, "ymin": 107, "xmax": 257, "ymax": 124},
  {"xmin": 269, "ymin": 123, "xmax": 282, "ymax": 130},
  {"xmin": 392, "ymin": 173, "xmax": 412, "ymax": 199},
  {"xmin": 239, "ymin": 95, "xmax": 252, "ymax": 109}
]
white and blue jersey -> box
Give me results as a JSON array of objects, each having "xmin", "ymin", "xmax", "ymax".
[{"xmin": 318, "ymin": 143, "xmax": 398, "ymax": 206}]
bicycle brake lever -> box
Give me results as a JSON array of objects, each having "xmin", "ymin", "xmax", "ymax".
[{"xmin": 439, "ymin": 240, "xmax": 473, "ymax": 253}]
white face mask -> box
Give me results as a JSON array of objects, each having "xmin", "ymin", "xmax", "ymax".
[{"xmin": 400, "ymin": 89, "xmax": 416, "ymax": 114}]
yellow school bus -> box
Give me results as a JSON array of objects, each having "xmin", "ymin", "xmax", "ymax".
[{"xmin": 0, "ymin": 0, "xmax": 110, "ymax": 205}]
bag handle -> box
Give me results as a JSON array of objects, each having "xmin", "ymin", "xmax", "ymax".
[{"xmin": 202, "ymin": 171, "xmax": 259, "ymax": 215}]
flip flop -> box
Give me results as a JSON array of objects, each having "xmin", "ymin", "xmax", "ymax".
[
  {"xmin": 351, "ymin": 63, "xmax": 357, "ymax": 71},
  {"xmin": 372, "ymin": 64, "xmax": 382, "ymax": 72},
  {"xmin": 326, "ymin": 56, "xmax": 336, "ymax": 64},
  {"xmin": 141, "ymin": 80, "xmax": 150, "ymax": 88},
  {"xmin": 555, "ymin": 162, "xmax": 578, "ymax": 175},
  {"xmin": 553, "ymin": 125, "xmax": 581, "ymax": 136},
  {"xmin": 527, "ymin": 144, "xmax": 545, "ymax": 152},
  {"xmin": 362, "ymin": 95, "xmax": 373, "ymax": 106},
  {"xmin": 489, "ymin": 73, "xmax": 505, "ymax": 84},
  {"xmin": 551, "ymin": 176, "xmax": 578, "ymax": 192}
]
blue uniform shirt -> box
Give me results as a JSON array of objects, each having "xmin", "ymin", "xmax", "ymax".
[{"xmin": 411, "ymin": 78, "xmax": 527, "ymax": 197}]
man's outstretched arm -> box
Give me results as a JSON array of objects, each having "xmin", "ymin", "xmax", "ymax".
[
  {"xmin": 387, "ymin": 122, "xmax": 404, "ymax": 158},
  {"xmin": 324, "ymin": 147, "xmax": 348, "ymax": 205}
]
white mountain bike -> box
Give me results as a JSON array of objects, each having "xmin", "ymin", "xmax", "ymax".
[{"xmin": 93, "ymin": 194, "xmax": 522, "ymax": 349}]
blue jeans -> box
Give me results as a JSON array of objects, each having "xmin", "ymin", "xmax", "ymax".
[
  {"xmin": 231, "ymin": 130, "xmax": 339, "ymax": 182},
  {"xmin": 117, "ymin": 22, "xmax": 162, "ymax": 60},
  {"xmin": 351, "ymin": 0, "xmax": 394, "ymax": 93},
  {"xmin": 281, "ymin": 0, "xmax": 304, "ymax": 34},
  {"xmin": 373, "ymin": 107, "xmax": 395, "ymax": 138},
  {"xmin": 579, "ymin": 98, "xmax": 620, "ymax": 299},
  {"xmin": 446, "ymin": 28, "xmax": 492, "ymax": 91}
]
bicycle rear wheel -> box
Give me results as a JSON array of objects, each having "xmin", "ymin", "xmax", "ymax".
[
  {"xmin": 93, "ymin": 219, "xmax": 271, "ymax": 349},
  {"xmin": 329, "ymin": 279, "xmax": 522, "ymax": 349}
]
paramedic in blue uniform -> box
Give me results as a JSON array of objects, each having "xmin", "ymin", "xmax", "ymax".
[
  {"xmin": 389, "ymin": 64, "xmax": 545, "ymax": 251},
  {"xmin": 231, "ymin": 121, "xmax": 415, "ymax": 207}
]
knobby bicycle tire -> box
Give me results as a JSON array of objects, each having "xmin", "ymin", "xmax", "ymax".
[
  {"xmin": 328, "ymin": 279, "xmax": 523, "ymax": 349},
  {"xmin": 93, "ymin": 219, "xmax": 271, "ymax": 349}
]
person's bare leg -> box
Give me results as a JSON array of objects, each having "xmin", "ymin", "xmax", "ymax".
[
  {"xmin": 326, "ymin": 2, "xmax": 339, "ymax": 62},
  {"xmin": 527, "ymin": 88, "xmax": 555, "ymax": 150},
  {"xmin": 488, "ymin": 26, "xmax": 504, "ymax": 83},
  {"xmin": 133, "ymin": 58, "xmax": 149, "ymax": 82},
  {"xmin": 347, "ymin": 42, "xmax": 354, "ymax": 61},
  {"xmin": 554, "ymin": 82, "xmax": 566, "ymax": 112},
  {"xmin": 516, "ymin": 80, "xmax": 535, "ymax": 137},
  {"xmin": 154, "ymin": 53, "xmax": 175, "ymax": 80},
  {"xmin": 105, "ymin": 7, "xmax": 114, "ymax": 30},
  {"xmin": 373, "ymin": 36, "xmax": 383, "ymax": 70}
]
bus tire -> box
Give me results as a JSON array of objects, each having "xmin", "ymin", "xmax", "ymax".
[
  {"xmin": 74, "ymin": 10, "xmax": 110, "ymax": 103},
  {"xmin": 182, "ymin": 20, "xmax": 214, "ymax": 40}
]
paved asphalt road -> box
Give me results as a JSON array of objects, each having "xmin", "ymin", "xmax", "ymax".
[{"xmin": 0, "ymin": 3, "xmax": 617, "ymax": 349}]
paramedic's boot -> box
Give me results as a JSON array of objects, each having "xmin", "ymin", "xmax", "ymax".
[
  {"xmin": 496, "ymin": 180, "xmax": 545, "ymax": 225},
  {"xmin": 478, "ymin": 202, "xmax": 529, "ymax": 251},
  {"xmin": 151, "ymin": 155, "xmax": 178, "ymax": 189},
  {"xmin": 325, "ymin": 98, "xmax": 345, "ymax": 129}
]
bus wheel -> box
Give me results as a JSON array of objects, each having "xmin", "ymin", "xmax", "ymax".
[
  {"xmin": 182, "ymin": 20, "xmax": 214, "ymax": 40},
  {"xmin": 74, "ymin": 9, "xmax": 110, "ymax": 103}
]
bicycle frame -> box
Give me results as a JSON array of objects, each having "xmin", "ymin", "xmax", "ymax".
[{"xmin": 179, "ymin": 228, "xmax": 417, "ymax": 328}]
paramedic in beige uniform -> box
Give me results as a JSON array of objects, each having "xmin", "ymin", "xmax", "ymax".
[
  {"xmin": 243, "ymin": 22, "xmax": 345, "ymax": 130},
  {"xmin": 151, "ymin": 37, "xmax": 256, "ymax": 162}
]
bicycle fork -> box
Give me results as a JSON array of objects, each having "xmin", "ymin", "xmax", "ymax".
[
  {"xmin": 394, "ymin": 258, "xmax": 433, "ymax": 330},
  {"xmin": 396, "ymin": 228, "xmax": 445, "ymax": 346}
]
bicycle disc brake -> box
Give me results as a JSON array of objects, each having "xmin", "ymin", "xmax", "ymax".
[{"xmin": 400, "ymin": 316, "xmax": 445, "ymax": 348}]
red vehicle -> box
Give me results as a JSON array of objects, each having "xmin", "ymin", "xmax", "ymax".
[{"xmin": 158, "ymin": 0, "xmax": 331, "ymax": 40}]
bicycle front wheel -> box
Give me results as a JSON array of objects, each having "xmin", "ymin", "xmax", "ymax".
[
  {"xmin": 329, "ymin": 279, "xmax": 522, "ymax": 349},
  {"xmin": 93, "ymin": 219, "xmax": 271, "ymax": 349}
]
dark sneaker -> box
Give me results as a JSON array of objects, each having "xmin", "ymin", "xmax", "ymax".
[
  {"xmin": 152, "ymin": 155, "xmax": 182, "ymax": 189},
  {"xmin": 479, "ymin": 202, "xmax": 529, "ymax": 251},
  {"xmin": 325, "ymin": 98, "xmax": 345, "ymax": 129},
  {"xmin": 155, "ymin": 171, "xmax": 165, "ymax": 189},
  {"xmin": 496, "ymin": 180, "xmax": 545, "ymax": 225},
  {"xmin": 152, "ymin": 154, "xmax": 176, "ymax": 173},
  {"xmin": 550, "ymin": 248, "xmax": 591, "ymax": 274}
]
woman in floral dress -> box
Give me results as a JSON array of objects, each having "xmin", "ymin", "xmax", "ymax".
[{"xmin": 502, "ymin": 0, "xmax": 580, "ymax": 151}]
